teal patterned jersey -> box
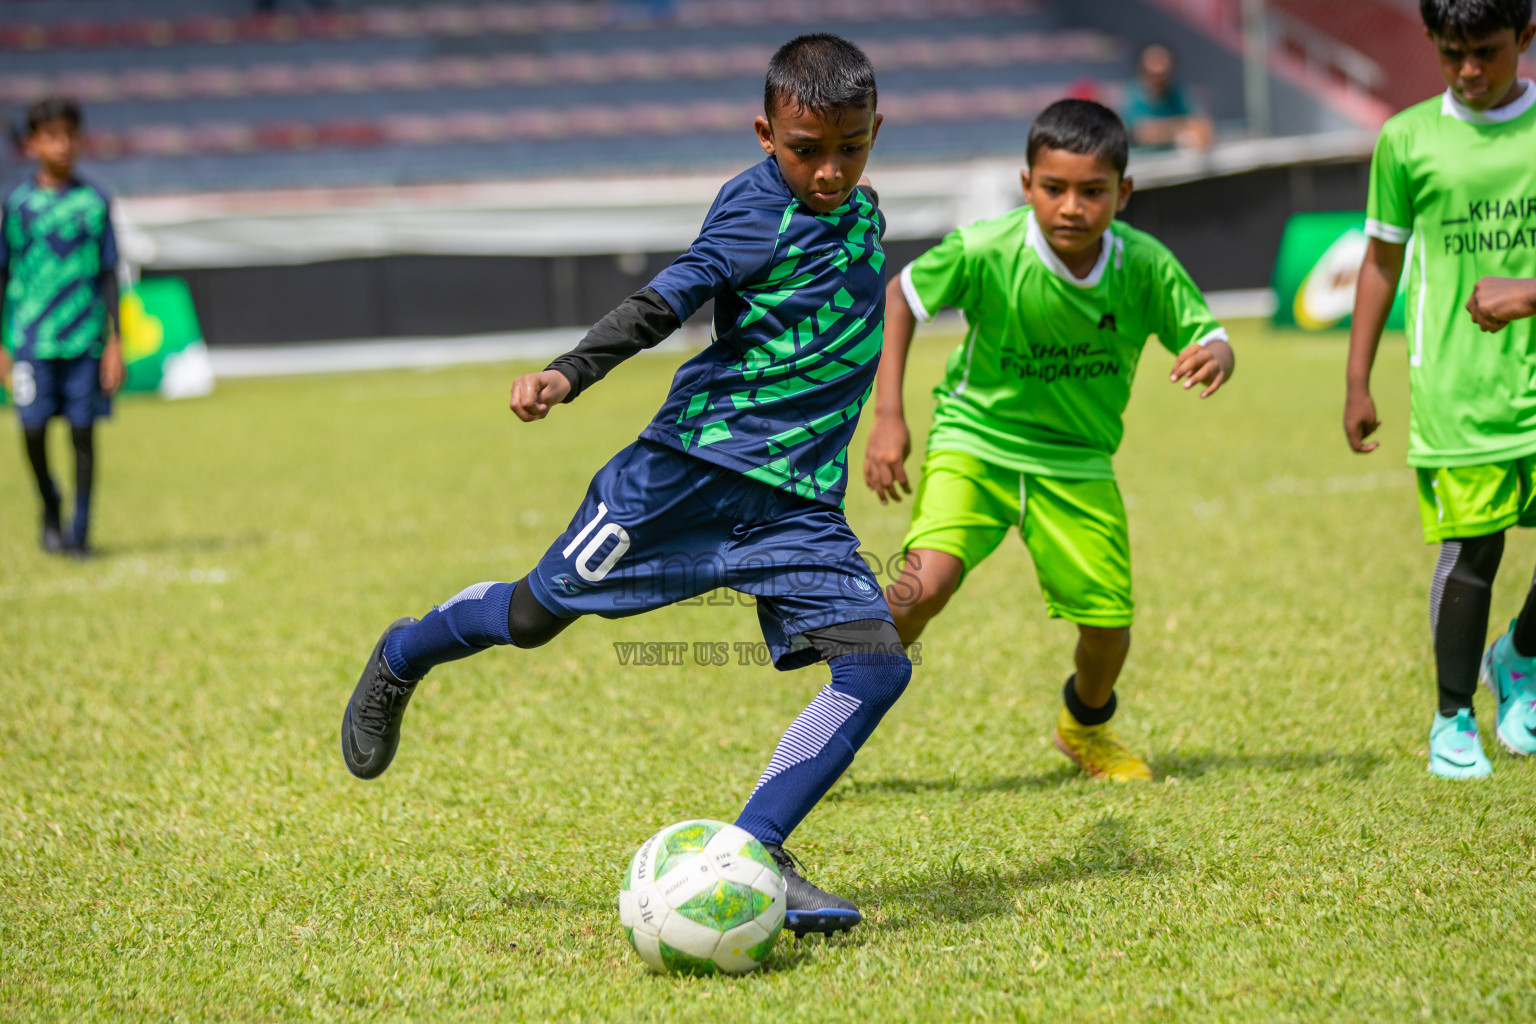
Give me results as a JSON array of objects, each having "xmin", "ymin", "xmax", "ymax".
[
  {"xmin": 643, "ymin": 158, "xmax": 886, "ymax": 507},
  {"xmin": 1, "ymin": 177, "xmax": 118, "ymax": 360}
]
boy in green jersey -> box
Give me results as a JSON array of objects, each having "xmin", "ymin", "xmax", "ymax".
[
  {"xmin": 1346, "ymin": 0, "xmax": 1536, "ymax": 779},
  {"xmin": 865, "ymin": 100, "xmax": 1234, "ymax": 781}
]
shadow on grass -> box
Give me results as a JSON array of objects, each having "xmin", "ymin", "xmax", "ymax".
[
  {"xmin": 626, "ymin": 941, "xmax": 817, "ymax": 979},
  {"xmin": 512, "ymin": 885, "xmax": 823, "ymax": 977},
  {"xmin": 850, "ymin": 747, "xmax": 1387, "ymax": 796},
  {"xmin": 1155, "ymin": 748, "xmax": 1387, "ymax": 782},
  {"xmin": 859, "ymin": 813, "xmax": 1167, "ymax": 928},
  {"xmin": 846, "ymin": 764, "xmax": 1081, "ymax": 797}
]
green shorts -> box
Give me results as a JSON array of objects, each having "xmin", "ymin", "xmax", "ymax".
[
  {"xmin": 901, "ymin": 449, "xmax": 1133, "ymax": 627},
  {"xmin": 1417, "ymin": 458, "xmax": 1536, "ymax": 543}
]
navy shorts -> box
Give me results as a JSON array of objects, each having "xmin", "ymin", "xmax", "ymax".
[
  {"xmin": 526, "ymin": 439, "xmax": 892, "ymax": 669},
  {"xmin": 11, "ymin": 355, "xmax": 109, "ymax": 430}
]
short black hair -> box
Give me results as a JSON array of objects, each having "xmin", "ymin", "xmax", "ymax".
[
  {"xmin": 26, "ymin": 96, "xmax": 82, "ymax": 134},
  {"xmin": 1420, "ymin": 0, "xmax": 1532, "ymax": 38},
  {"xmin": 764, "ymin": 34, "xmax": 877, "ymax": 119},
  {"xmin": 1027, "ymin": 99, "xmax": 1129, "ymax": 177}
]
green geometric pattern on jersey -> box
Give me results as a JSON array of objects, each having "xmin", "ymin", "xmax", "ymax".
[
  {"xmin": 3, "ymin": 182, "xmax": 112, "ymax": 360},
  {"xmin": 672, "ymin": 192, "xmax": 885, "ymax": 502}
]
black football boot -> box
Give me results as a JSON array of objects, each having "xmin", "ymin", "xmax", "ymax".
[{"xmin": 341, "ymin": 617, "xmax": 420, "ymax": 779}]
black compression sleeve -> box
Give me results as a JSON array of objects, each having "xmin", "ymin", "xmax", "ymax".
[
  {"xmin": 1432, "ymin": 533, "xmax": 1504, "ymax": 715},
  {"xmin": 99, "ymin": 270, "xmax": 119, "ymax": 334},
  {"xmin": 546, "ymin": 287, "xmax": 681, "ymax": 402}
]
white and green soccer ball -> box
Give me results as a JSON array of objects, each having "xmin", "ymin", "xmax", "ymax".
[{"xmin": 618, "ymin": 819, "xmax": 786, "ymax": 975}]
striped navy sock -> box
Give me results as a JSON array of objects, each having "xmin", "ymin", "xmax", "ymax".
[
  {"xmin": 383, "ymin": 580, "xmax": 516, "ymax": 681},
  {"xmin": 735, "ymin": 652, "xmax": 911, "ymax": 846}
]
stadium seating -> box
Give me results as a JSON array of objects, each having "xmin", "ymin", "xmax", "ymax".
[
  {"xmin": 0, "ymin": 0, "xmax": 1133, "ymax": 193},
  {"xmin": 1264, "ymin": 0, "xmax": 1534, "ymax": 113}
]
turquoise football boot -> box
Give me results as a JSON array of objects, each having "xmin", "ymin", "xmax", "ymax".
[
  {"xmin": 1480, "ymin": 620, "xmax": 1536, "ymax": 756},
  {"xmin": 1428, "ymin": 710, "xmax": 1492, "ymax": 779}
]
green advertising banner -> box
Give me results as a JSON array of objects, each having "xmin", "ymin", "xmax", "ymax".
[
  {"xmin": 119, "ymin": 276, "xmax": 215, "ymax": 399},
  {"xmin": 1272, "ymin": 211, "xmax": 1407, "ymax": 331},
  {"xmin": 2, "ymin": 275, "xmax": 213, "ymax": 404}
]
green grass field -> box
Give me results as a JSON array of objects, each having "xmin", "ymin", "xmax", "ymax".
[{"xmin": 4, "ymin": 321, "xmax": 1535, "ymax": 1022}]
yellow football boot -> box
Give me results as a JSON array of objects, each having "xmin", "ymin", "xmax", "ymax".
[{"xmin": 1051, "ymin": 705, "xmax": 1153, "ymax": 781}]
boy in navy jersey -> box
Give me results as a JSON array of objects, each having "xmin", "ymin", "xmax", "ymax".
[{"xmin": 340, "ymin": 35, "xmax": 909, "ymax": 935}]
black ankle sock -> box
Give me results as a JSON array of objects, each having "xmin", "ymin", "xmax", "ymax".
[{"xmin": 1062, "ymin": 675, "xmax": 1115, "ymax": 726}]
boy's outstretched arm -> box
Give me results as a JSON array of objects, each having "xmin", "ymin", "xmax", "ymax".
[
  {"xmin": 1344, "ymin": 237, "xmax": 1405, "ymax": 453},
  {"xmin": 864, "ymin": 277, "xmax": 917, "ymax": 504},
  {"xmin": 508, "ymin": 288, "xmax": 680, "ymax": 421},
  {"xmin": 1467, "ymin": 276, "xmax": 1536, "ymax": 332},
  {"xmin": 1169, "ymin": 338, "xmax": 1234, "ymax": 397}
]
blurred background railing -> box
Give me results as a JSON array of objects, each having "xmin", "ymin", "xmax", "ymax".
[{"xmin": 4, "ymin": 0, "xmax": 1518, "ymax": 350}]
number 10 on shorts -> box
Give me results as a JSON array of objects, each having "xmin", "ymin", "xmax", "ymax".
[{"xmin": 563, "ymin": 502, "xmax": 632, "ymax": 582}]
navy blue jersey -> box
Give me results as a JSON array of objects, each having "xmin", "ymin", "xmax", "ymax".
[{"xmin": 642, "ymin": 157, "xmax": 887, "ymax": 507}]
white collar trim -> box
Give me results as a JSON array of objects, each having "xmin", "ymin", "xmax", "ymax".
[
  {"xmin": 1442, "ymin": 78, "xmax": 1536, "ymax": 124},
  {"xmin": 1026, "ymin": 209, "xmax": 1115, "ymax": 288}
]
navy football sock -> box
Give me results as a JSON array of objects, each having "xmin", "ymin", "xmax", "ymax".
[
  {"xmin": 69, "ymin": 426, "xmax": 94, "ymax": 546},
  {"xmin": 735, "ymin": 652, "xmax": 911, "ymax": 847},
  {"xmin": 22, "ymin": 427, "xmax": 59, "ymax": 512},
  {"xmin": 384, "ymin": 581, "xmax": 516, "ymax": 681}
]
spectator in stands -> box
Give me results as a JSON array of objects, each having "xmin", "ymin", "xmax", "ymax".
[
  {"xmin": 0, "ymin": 97, "xmax": 124, "ymax": 557},
  {"xmin": 1122, "ymin": 44, "xmax": 1213, "ymax": 151}
]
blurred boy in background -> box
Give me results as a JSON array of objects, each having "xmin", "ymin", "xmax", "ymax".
[{"xmin": 0, "ymin": 97, "xmax": 123, "ymax": 557}]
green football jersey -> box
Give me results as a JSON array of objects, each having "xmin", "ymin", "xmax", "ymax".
[
  {"xmin": 901, "ymin": 207, "xmax": 1225, "ymax": 479},
  {"xmin": 1366, "ymin": 81, "xmax": 1536, "ymax": 467}
]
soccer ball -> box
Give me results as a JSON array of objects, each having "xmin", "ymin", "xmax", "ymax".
[{"xmin": 618, "ymin": 819, "xmax": 787, "ymax": 975}]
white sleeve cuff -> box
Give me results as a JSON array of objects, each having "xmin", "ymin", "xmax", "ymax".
[
  {"xmin": 1195, "ymin": 327, "xmax": 1229, "ymax": 348},
  {"xmin": 1364, "ymin": 218, "xmax": 1411, "ymax": 244},
  {"xmin": 899, "ymin": 262, "xmax": 934, "ymax": 324}
]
